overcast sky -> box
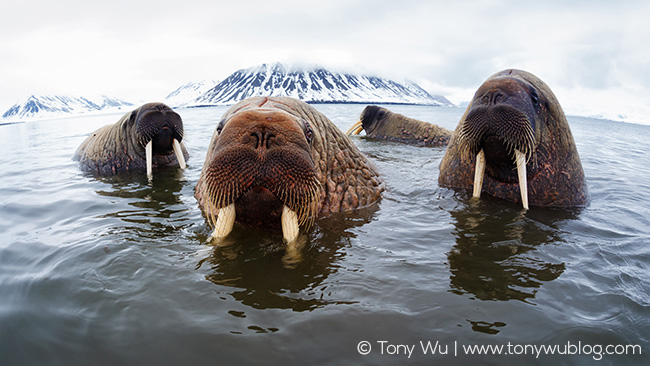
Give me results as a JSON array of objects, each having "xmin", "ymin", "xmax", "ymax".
[{"xmin": 1, "ymin": 0, "xmax": 649, "ymax": 122}]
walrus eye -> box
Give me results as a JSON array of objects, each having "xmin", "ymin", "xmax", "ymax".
[
  {"xmin": 305, "ymin": 128, "xmax": 313, "ymax": 143},
  {"xmin": 530, "ymin": 88, "xmax": 539, "ymax": 105},
  {"xmin": 216, "ymin": 119, "xmax": 226, "ymax": 135}
]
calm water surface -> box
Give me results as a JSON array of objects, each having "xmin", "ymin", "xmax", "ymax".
[{"xmin": 0, "ymin": 104, "xmax": 648, "ymax": 365}]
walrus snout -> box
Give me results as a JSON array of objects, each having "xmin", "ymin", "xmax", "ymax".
[
  {"xmin": 244, "ymin": 127, "xmax": 281, "ymax": 152},
  {"xmin": 151, "ymin": 126, "xmax": 175, "ymax": 154},
  {"xmin": 135, "ymin": 106, "xmax": 187, "ymax": 180},
  {"xmin": 200, "ymin": 109, "xmax": 321, "ymax": 244},
  {"xmin": 457, "ymin": 78, "xmax": 542, "ymax": 210},
  {"xmin": 440, "ymin": 69, "xmax": 589, "ymax": 209},
  {"xmin": 74, "ymin": 102, "xmax": 189, "ymax": 179},
  {"xmin": 461, "ymin": 104, "xmax": 536, "ymax": 160}
]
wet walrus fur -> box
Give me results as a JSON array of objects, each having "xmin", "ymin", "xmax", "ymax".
[
  {"xmin": 195, "ymin": 96, "xmax": 385, "ymax": 245},
  {"xmin": 74, "ymin": 103, "xmax": 189, "ymax": 177},
  {"xmin": 439, "ymin": 69, "xmax": 589, "ymax": 208},
  {"xmin": 347, "ymin": 105, "xmax": 451, "ymax": 147}
]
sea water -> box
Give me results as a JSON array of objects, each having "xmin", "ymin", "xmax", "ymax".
[{"xmin": 0, "ymin": 104, "xmax": 648, "ymax": 365}]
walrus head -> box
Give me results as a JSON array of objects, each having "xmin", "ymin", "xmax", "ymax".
[
  {"xmin": 133, "ymin": 103, "xmax": 187, "ymax": 180},
  {"xmin": 74, "ymin": 102, "xmax": 188, "ymax": 178},
  {"xmin": 346, "ymin": 105, "xmax": 386, "ymax": 135},
  {"xmin": 199, "ymin": 106, "xmax": 321, "ymax": 243},
  {"xmin": 195, "ymin": 97, "xmax": 385, "ymax": 251},
  {"xmin": 458, "ymin": 73, "xmax": 542, "ymax": 209},
  {"xmin": 439, "ymin": 69, "xmax": 589, "ymax": 208}
]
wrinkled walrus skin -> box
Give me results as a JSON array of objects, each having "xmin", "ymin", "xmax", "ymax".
[
  {"xmin": 439, "ymin": 69, "xmax": 589, "ymax": 208},
  {"xmin": 195, "ymin": 96, "xmax": 384, "ymax": 245},
  {"xmin": 74, "ymin": 103, "xmax": 189, "ymax": 177},
  {"xmin": 347, "ymin": 105, "xmax": 451, "ymax": 147}
]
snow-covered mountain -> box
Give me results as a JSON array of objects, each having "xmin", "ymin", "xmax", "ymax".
[
  {"xmin": 2, "ymin": 95, "xmax": 134, "ymax": 121},
  {"xmin": 164, "ymin": 79, "xmax": 218, "ymax": 107},
  {"xmin": 185, "ymin": 63, "xmax": 451, "ymax": 106}
]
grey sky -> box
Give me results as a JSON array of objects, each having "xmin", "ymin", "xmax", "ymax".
[{"xmin": 1, "ymin": 0, "xmax": 649, "ymax": 122}]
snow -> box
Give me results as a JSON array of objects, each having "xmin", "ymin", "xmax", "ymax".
[
  {"xmin": 164, "ymin": 80, "xmax": 218, "ymax": 107},
  {"xmin": 2, "ymin": 94, "xmax": 133, "ymax": 122},
  {"xmin": 5, "ymin": 62, "xmax": 649, "ymax": 126},
  {"xmin": 555, "ymin": 86, "xmax": 650, "ymax": 125},
  {"xmin": 185, "ymin": 62, "xmax": 452, "ymax": 107}
]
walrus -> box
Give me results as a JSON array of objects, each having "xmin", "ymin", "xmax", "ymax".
[
  {"xmin": 439, "ymin": 69, "xmax": 589, "ymax": 209},
  {"xmin": 194, "ymin": 96, "xmax": 384, "ymax": 249},
  {"xmin": 346, "ymin": 105, "xmax": 451, "ymax": 146},
  {"xmin": 74, "ymin": 103, "xmax": 188, "ymax": 180}
]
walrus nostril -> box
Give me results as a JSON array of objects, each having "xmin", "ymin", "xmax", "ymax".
[
  {"xmin": 250, "ymin": 132, "xmax": 261, "ymax": 149},
  {"xmin": 249, "ymin": 131, "xmax": 276, "ymax": 150},
  {"xmin": 479, "ymin": 90, "xmax": 508, "ymax": 106},
  {"xmin": 266, "ymin": 133, "xmax": 275, "ymax": 149}
]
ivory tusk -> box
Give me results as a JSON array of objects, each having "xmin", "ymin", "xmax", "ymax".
[
  {"xmin": 172, "ymin": 139, "xmax": 186, "ymax": 169},
  {"xmin": 515, "ymin": 149, "xmax": 529, "ymax": 210},
  {"xmin": 210, "ymin": 203, "xmax": 236, "ymax": 242},
  {"xmin": 345, "ymin": 121, "xmax": 364, "ymax": 136},
  {"xmin": 145, "ymin": 140, "xmax": 153, "ymax": 182},
  {"xmin": 281, "ymin": 205, "xmax": 300, "ymax": 244},
  {"xmin": 473, "ymin": 149, "xmax": 486, "ymax": 198}
]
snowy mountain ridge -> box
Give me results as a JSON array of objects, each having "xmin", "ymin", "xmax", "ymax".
[
  {"xmin": 2, "ymin": 95, "xmax": 134, "ymax": 122},
  {"xmin": 168, "ymin": 62, "xmax": 452, "ymax": 107},
  {"xmin": 164, "ymin": 80, "xmax": 218, "ymax": 107},
  {"xmin": 1, "ymin": 63, "xmax": 453, "ymax": 122}
]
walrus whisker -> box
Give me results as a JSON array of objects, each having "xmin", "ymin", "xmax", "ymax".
[
  {"xmin": 194, "ymin": 97, "xmax": 384, "ymax": 257},
  {"xmin": 206, "ymin": 194, "xmax": 218, "ymax": 229}
]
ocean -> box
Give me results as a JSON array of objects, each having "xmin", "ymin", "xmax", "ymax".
[{"xmin": 0, "ymin": 103, "xmax": 648, "ymax": 365}]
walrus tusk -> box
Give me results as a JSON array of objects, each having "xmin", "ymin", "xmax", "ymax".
[
  {"xmin": 210, "ymin": 203, "xmax": 236, "ymax": 242},
  {"xmin": 145, "ymin": 140, "xmax": 153, "ymax": 181},
  {"xmin": 345, "ymin": 121, "xmax": 364, "ymax": 136},
  {"xmin": 281, "ymin": 205, "xmax": 300, "ymax": 244},
  {"xmin": 172, "ymin": 139, "xmax": 186, "ymax": 169},
  {"xmin": 515, "ymin": 149, "xmax": 529, "ymax": 210},
  {"xmin": 472, "ymin": 149, "xmax": 486, "ymax": 198}
]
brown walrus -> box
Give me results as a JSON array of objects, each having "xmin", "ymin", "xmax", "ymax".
[
  {"xmin": 74, "ymin": 103, "xmax": 188, "ymax": 179},
  {"xmin": 195, "ymin": 96, "xmax": 384, "ymax": 249},
  {"xmin": 346, "ymin": 105, "xmax": 451, "ymax": 146},
  {"xmin": 439, "ymin": 69, "xmax": 589, "ymax": 209}
]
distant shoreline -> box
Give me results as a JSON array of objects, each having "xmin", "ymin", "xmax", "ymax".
[
  {"xmin": 182, "ymin": 101, "xmax": 454, "ymax": 109},
  {"xmin": 0, "ymin": 121, "xmax": 25, "ymax": 126},
  {"xmin": 1, "ymin": 104, "xmax": 647, "ymax": 127}
]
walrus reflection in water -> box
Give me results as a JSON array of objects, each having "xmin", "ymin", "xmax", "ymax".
[
  {"xmin": 346, "ymin": 105, "xmax": 451, "ymax": 147},
  {"xmin": 439, "ymin": 69, "xmax": 589, "ymax": 209},
  {"xmin": 74, "ymin": 103, "xmax": 188, "ymax": 180},
  {"xmin": 194, "ymin": 97, "xmax": 384, "ymax": 254}
]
